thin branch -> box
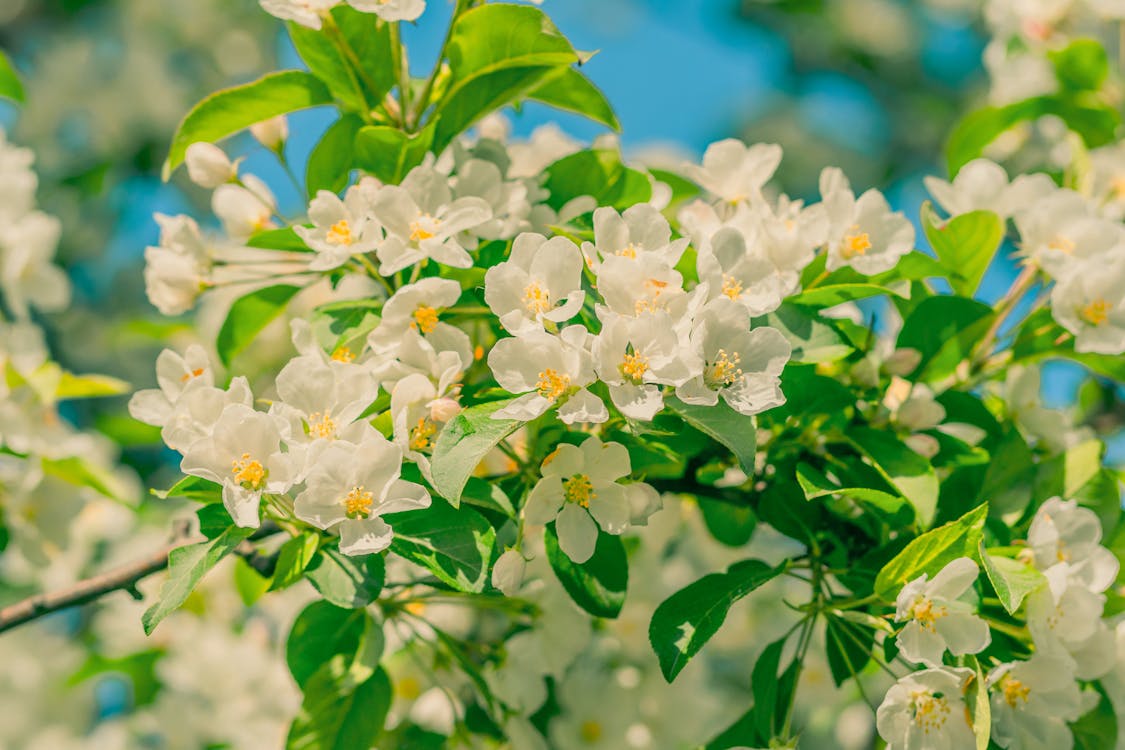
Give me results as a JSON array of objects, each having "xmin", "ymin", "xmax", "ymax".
[{"xmin": 0, "ymin": 521, "xmax": 281, "ymax": 635}]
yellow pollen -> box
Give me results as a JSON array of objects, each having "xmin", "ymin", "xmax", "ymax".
[
  {"xmin": 231, "ymin": 453, "xmax": 266, "ymax": 489},
  {"xmin": 909, "ymin": 689, "xmax": 952, "ymax": 733},
  {"xmin": 910, "ymin": 596, "xmax": 948, "ymax": 632},
  {"xmin": 523, "ymin": 281, "xmax": 551, "ymax": 315},
  {"xmin": 1111, "ymin": 176, "xmax": 1125, "ymax": 198},
  {"xmin": 344, "ymin": 485, "xmax": 374, "ymax": 519},
  {"xmin": 1001, "ymin": 676, "xmax": 1031, "ymax": 708},
  {"xmin": 563, "ymin": 474, "xmax": 595, "ymax": 508},
  {"xmin": 307, "ymin": 411, "xmax": 337, "ymax": 440},
  {"xmin": 721, "ymin": 274, "xmax": 743, "ymax": 300},
  {"xmin": 396, "ymin": 675, "xmax": 422, "ymax": 700},
  {"xmin": 409, "ymin": 417, "xmax": 437, "ymax": 452},
  {"xmin": 411, "ymin": 305, "xmax": 440, "ymax": 334},
  {"xmin": 1049, "ymin": 236, "xmax": 1076, "ymax": 254},
  {"xmin": 326, "ymin": 219, "xmax": 353, "ymax": 246},
  {"xmin": 617, "ymin": 244, "xmax": 638, "ymax": 259},
  {"xmin": 621, "ymin": 351, "xmax": 649, "ymax": 382},
  {"xmin": 409, "ymin": 214, "xmax": 439, "ymax": 242},
  {"xmin": 579, "ymin": 720, "xmax": 603, "ymax": 742},
  {"xmin": 706, "ymin": 349, "xmax": 743, "ymax": 389},
  {"xmin": 473, "ymin": 345, "xmax": 484, "ymax": 361},
  {"xmin": 180, "ymin": 367, "xmax": 205, "ymax": 383},
  {"xmin": 331, "ymin": 346, "xmax": 355, "ymax": 363},
  {"xmin": 536, "ymin": 368, "xmax": 571, "ymax": 400},
  {"xmin": 842, "ymin": 228, "xmax": 872, "ymax": 259},
  {"xmin": 1080, "ymin": 298, "xmax": 1110, "ymax": 326}
]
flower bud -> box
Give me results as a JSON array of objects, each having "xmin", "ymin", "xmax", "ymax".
[
  {"xmin": 884, "ymin": 347, "xmax": 922, "ymax": 376},
  {"xmin": 491, "ymin": 549, "xmax": 526, "ymax": 596},
  {"xmin": 185, "ymin": 142, "xmax": 235, "ymax": 189},
  {"xmin": 429, "ymin": 397, "xmax": 462, "ymax": 424},
  {"xmin": 250, "ymin": 116, "xmax": 289, "ymax": 151}
]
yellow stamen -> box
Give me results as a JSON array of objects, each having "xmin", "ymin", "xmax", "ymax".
[
  {"xmin": 721, "ymin": 274, "xmax": 743, "ymax": 300},
  {"xmin": 1111, "ymin": 176, "xmax": 1125, "ymax": 198},
  {"xmin": 617, "ymin": 244, "xmax": 638, "ymax": 259},
  {"xmin": 563, "ymin": 474, "xmax": 595, "ymax": 508},
  {"xmin": 705, "ymin": 349, "xmax": 743, "ymax": 389},
  {"xmin": 344, "ymin": 485, "xmax": 374, "ymax": 519},
  {"xmin": 307, "ymin": 411, "xmax": 337, "ymax": 440},
  {"xmin": 1080, "ymin": 298, "xmax": 1110, "ymax": 326},
  {"xmin": 1001, "ymin": 676, "xmax": 1031, "ymax": 708},
  {"xmin": 473, "ymin": 345, "xmax": 484, "ymax": 361},
  {"xmin": 909, "ymin": 689, "xmax": 953, "ymax": 733},
  {"xmin": 580, "ymin": 720, "xmax": 603, "ymax": 742},
  {"xmin": 331, "ymin": 346, "xmax": 355, "ymax": 363},
  {"xmin": 180, "ymin": 367, "xmax": 205, "ymax": 383},
  {"xmin": 909, "ymin": 596, "xmax": 948, "ymax": 632},
  {"xmin": 409, "ymin": 417, "xmax": 437, "ymax": 452},
  {"xmin": 231, "ymin": 453, "xmax": 266, "ymax": 489},
  {"xmin": 409, "ymin": 214, "xmax": 439, "ymax": 242},
  {"xmin": 523, "ymin": 281, "xmax": 551, "ymax": 315},
  {"xmin": 842, "ymin": 227, "xmax": 872, "ymax": 259},
  {"xmin": 326, "ymin": 219, "xmax": 353, "ymax": 246},
  {"xmin": 411, "ymin": 305, "xmax": 439, "ymax": 334},
  {"xmin": 536, "ymin": 368, "xmax": 571, "ymax": 400},
  {"xmin": 1048, "ymin": 236, "xmax": 1076, "ymax": 255},
  {"xmin": 621, "ymin": 351, "xmax": 649, "ymax": 382}
]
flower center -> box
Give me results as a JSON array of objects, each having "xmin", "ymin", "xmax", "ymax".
[
  {"xmin": 633, "ymin": 278, "xmax": 670, "ymax": 315},
  {"xmin": 331, "ymin": 346, "xmax": 355, "ymax": 363},
  {"xmin": 1048, "ymin": 235, "xmax": 1075, "ymax": 254},
  {"xmin": 705, "ymin": 349, "xmax": 743, "ymax": 389},
  {"xmin": 180, "ymin": 367, "xmax": 206, "ymax": 383},
  {"xmin": 326, "ymin": 219, "xmax": 353, "ymax": 246},
  {"xmin": 617, "ymin": 244, "xmax": 638, "ymax": 259},
  {"xmin": 842, "ymin": 227, "xmax": 872, "ymax": 258},
  {"xmin": 307, "ymin": 411, "xmax": 337, "ymax": 440},
  {"xmin": 409, "ymin": 213, "xmax": 440, "ymax": 242},
  {"xmin": 1001, "ymin": 676, "xmax": 1031, "ymax": 708},
  {"xmin": 563, "ymin": 474, "xmax": 595, "ymax": 508},
  {"xmin": 909, "ymin": 689, "xmax": 951, "ymax": 732},
  {"xmin": 1080, "ymin": 298, "xmax": 1110, "ymax": 326},
  {"xmin": 411, "ymin": 305, "xmax": 439, "ymax": 334},
  {"xmin": 909, "ymin": 596, "xmax": 948, "ymax": 632},
  {"xmin": 1112, "ymin": 176, "xmax": 1125, "ymax": 198},
  {"xmin": 231, "ymin": 452, "xmax": 266, "ymax": 489},
  {"xmin": 579, "ymin": 720, "xmax": 603, "ymax": 742},
  {"xmin": 721, "ymin": 274, "xmax": 743, "ymax": 300},
  {"xmin": 523, "ymin": 281, "xmax": 551, "ymax": 315},
  {"xmin": 621, "ymin": 350, "xmax": 649, "ymax": 383},
  {"xmin": 344, "ymin": 485, "xmax": 374, "ymax": 519},
  {"xmin": 536, "ymin": 368, "xmax": 571, "ymax": 400},
  {"xmin": 409, "ymin": 417, "xmax": 437, "ymax": 452}
]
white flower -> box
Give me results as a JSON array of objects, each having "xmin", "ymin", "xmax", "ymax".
[
  {"xmin": 250, "ymin": 116, "xmax": 288, "ymax": 150},
  {"xmin": 684, "ymin": 139, "xmax": 782, "ymax": 204},
  {"xmin": 0, "ymin": 128, "xmax": 37, "ymax": 221},
  {"xmin": 487, "ymin": 328, "xmax": 606, "ymax": 424},
  {"xmin": 875, "ymin": 667, "xmax": 976, "ymax": 750},
  {"xmin": 295, "ymin": 188, "xmax": 382, "ymax": 270},
  {"xmin": 452, "ymin": 158, "xmax": 538, "ymax": 242},
  {"xmin": 595, "ymin": 253, "xmax": 693, "ymax": 320},
  {"xmin": 1015, "ymin": 189, "xmax": 1124, "ymax": 278},
  {"xmin": 525, "ymin": 437, "xmax": 641, "ymax": 563},
  {"xmin": 581, "ymin": 205, "xmax": 687, "ymax": 270},
  {"xmin": 371, "ymin": 165, "xmax": 491, "ymax": 274},
  {"xmin": 269, "ymin": 350, "xmax": 379, "ymax": 450},
  {"xmin": 294, "ymin": 432, "xmax": 429, "ymax": 555},
  {"xmin": 491, "ymin": 549, "xmax": 527, "ymax": 596},
  {"xmin": 820, "ymin": 167, "xmax": 914, "ymax": 275},
  {"xmin": 127, "ymin": 345, "xmax": 215, "ymax": 428},
  {"xmin": 373, "ymin": 329, "xmax": 467, "ymax": 397},
  {"xmin": 1026, "ymin": 564, "xmax": 1115, "ymax": 680},
  {"xmin": 0, "ymin": 210, "xmax": 69, "ymax": 318},
  {"xmin": 161, "ymin": 378, "xmax": 255, "ymax": 453},
  {"xmin": 212, "ymin": 176, "xmax": 277, "ymax": 239},
  {"xmin": 484, "ymin": 233, "xmax": 585, "ymax": 335},
  {"xmin": 184, "ymin": 142, "xmax": 236, "ymax": 189},
  {"xmin": 366, "ymin": 277, "xmax": 467, "ymax": 354},
  {"xmin": 924, "ymin": 158, "xmax": 1054, "ymax": 219},
  {"xmin": 1027, "ymin": 497, "xmax": 1119, "ymax": 592},
  {"xmin": 988, "ymin": 653, "xmax": 1090, "ymax": 750},
  {"xmin": 1050, "ymin": 251, "xmax": 1125, "ymax": 354},
  {"xmin": 389, "ymin": 372, "xmax": 453, "ymax": 474},
  {"xmin": 893, "ymin": 557, "xmax": 991, "ymax": 667},
  {"xmin": 699, "ymin": 225, "xmax": 792, "ymax": 316},
  {"xmin": 180, "ymin": 404, "xmax": 297, "ymax": 528},
  {"xmin": 676, "ymin": 299, "xmax": 790, "ymax": 415},
  {"xmin": 593, "ymin": 312, "xmax": 701, "ymax": 420},
  {"xmin": 259, "ymin": 0, "xmax": 339, "ymax": 29},
  {"xmin": 143, "ymin": 214, "xmax": 212, "ymax": 315},
  {"xmin": 347, "ymin": 0, "xmax": 425, "ymax": 22}
]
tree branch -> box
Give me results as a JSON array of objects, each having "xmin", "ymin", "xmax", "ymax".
[{"xmin": 0, "ymin": 521, "xmax": 281, "ymax": 635}]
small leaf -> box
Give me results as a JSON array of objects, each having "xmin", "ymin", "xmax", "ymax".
[
  {"xmin": 874, "ymin": 504, "xmax": 988, "ymax": 600},
  {"xmin": 286, "ymin": 662, "xmax": 391, "ymax": 750},
  {"xmin": 789, "ymin": 283, "xmax": 903, "ymax": 308},
  {"xmin": 543, "ymin": 148, "xmax": 653, "ymax": 211},
  {"xmin": 750, "ymin": 637, "xmax": 786, "ymax": 740},
  {"xmin": 921, "ymin": 203, "xmax": 1004, "ymax": 297},
  {"xmin": 847, "ymin": 427, "xmax": 939, "ymax": 527},
  {"xmin": 429, "ymin": 399, "xmax": 522, "ymax": 505},
  {"xmin": 979, "ymin": 542, "xmax": 1044, "ymax": 615},
  {"xmin": 288, "ymin": 8, "xmax": 394, "ymax": 113},
  {"xmin": 386, "ymin": 502, "xmax": 496, "ymax": 593},
  {"xmin": 966, "ymin": 654, "xmax": 991, "ymax": 750},
  {"xmin": 896, "ymin": 295, "xmax": 995, "ymax": 382},
  {"xmin": 55, "ymin": 371, "xmax": 131, "ymax": 399},
  {"xmin": 164, "ymin": 71, "xmax": 333, "ymax": 178},
  {"xmin": 0, "ymin": 50, "xmax": 24, "ymax": 103},
  {"xmin": 795, "ymin": 461, "xmax": 912, "ymax": 522},
  {"xmin": 305, "ymin": 548, "xmax": 385, "ymax": 608},
  {"xmin": 665, "ymin": 396, "xmax": 756, "ymax": 475},
  {"xmin": 154, "ymin": 475, "xmax": 222, "ymax": 504},
  {"xmin": 270, "ymin": 531, "xmax": 321, "ymax": 591},
  {"xmin": 544, "ymin": 523, "xmax": 628, "ymax": 618},
  {"xmin": 649, "ymin": 559, "xmax": 784, "ymax": 682},
  {"xmin": 216, "ymin": 284, "xmax": 302, "ymax": 367},
  {"xmin": 353, "ymin": 125, "xmax": 433, "ymax": 185},
  {"xmin": 697, "ymin": 498, "xmax": 757, "ymax": 547},
  {"xmin": 306, "ymin": 114, "xmax": 364, "ymax": 195},
  {"xmin": 143, "ymin": 524, "xmax": 254, "ymax": 634},
  {"xmin": 528, "ymin": 67, "xmax": 620, "ymax": 131},
  {"xmin": 825, "ymin": 616, "xmax": 875, "ymax": 687},
  {"xmin": 1050, "ymin": 38, "xmax": 1109, "ymax": 92},
  {"xmin": 286, "ymin": 601, "xmax": 369, "ymax": 689},
  {"xmin": 41, "ymin": 455, "xmax": 132, "ymax": 503}
]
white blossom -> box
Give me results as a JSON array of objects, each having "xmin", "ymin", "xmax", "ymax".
[
  {"xmin": 876, "ymin": 667, "xmax": 976, "ymax": 750},
  {"xmin": 894, "ymin": 557, "xmax": 991, "ymax": 667},
  {"xmin": 1050, "ymin": 251, "xmax": 1125, "ymax": 354},
  {"xmin": 296, "ymin": 188, "xmax": 382, "ymax": 270},
  {"xmin": 684, "ymin": 139, "xmax": 782, "ymax": 204},
  {"xmin": 259, "ymin": 0, "xmax": 339, "ymax": 29},
  {"xmin": 988, "ymin": 653, "xmax": 1090, "ymax": 750},
  {"xmin": 484, "ymin": 233, "xmax": 585, "ymax": 335},
  {"xmin": 184, "ymin": 142, "xmax": 236, "ymax": 189},
  {"xmin": 820, "ymin": 167, "xmax": 914, "ymax": 275},
  {"xmin": 487, "ymin": 328, "xmax": 606, "ymax": 424}
]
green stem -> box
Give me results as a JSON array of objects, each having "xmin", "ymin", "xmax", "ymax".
[
  {"xmin": 971, "ymin": 263, "xmax": 1039, "ymax": 370},
  {"xmin": 410, "ymin": 0, "xmax": 472, "ymax": 129},
  {"xmin": 322, "ymin": 14, "xmax": 380, "ymax": 123},
  {"xmin": 390, "ymin": 22, "xmax": 412, "ymax": 125}
]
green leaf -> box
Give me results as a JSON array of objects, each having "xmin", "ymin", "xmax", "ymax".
[
  {"xmin": 665, "ymin": 396, "xmax": 756, "ymax": 475},
  {"xmin": 754, "ymin": 304, "xmax": 853, "ymax": 364},
  {"xmin": 286, "ymin": 662, "xmax": 391, "ymax": 750},
  {"xmin": 434, "ymin": 66, "xmax": 560, "ymax": 154},
  {"xmin": 429, "ymin": 399, "xmax": 522, "ymax": 505},
  {"xmin": 216, "ymin": 284, "xmax": 302, "ymax": 367},
  {"xmin": 270, "ymin": 531, "xmax": 321, "ymax": 591},
  {"xmin": 386, "ymin": 501, "xmax": 496, "ymax": 593},
  {"xmin": 353, "ymin": 125, "xmax": 434, "ymax": 185},
  {"xmin": 825, "ymin": 616, "xmax": 875, "ymax": 687},
  {"xmin": 1012, "ymin": 308, "xmax": 1125, "ymax": 380},
  {"xmin": 70, "ymin": 649, "xmax": 164, "ymax": 708},
  {"xmin": 847, "ymin": 427, "xmax": 939, "ymax": 527},
  {"xmin": 142, "ymin": 524, "xmax": 254, "ymax": 634},
  {"xmin": 795, "ymin": 461, "xmax": 913, "ymax": 522},
  {"xmin": 153, "ymin": 475, "xmax": 222, "ymax": 504},
  {"xmin": 288, "ymin": 8, "xmax": 394, "ymax": 113},
  {"xmin": 305, "ymin": 547, "xmax": 385, "ymax": 608},
  {"xmin": 247, "ymin": 227, "xmax": 312, "ymax": 251},
  {"xmin": 55, "ymin": 371, "xmax": 131, "ymax": 399},
  {"xmin": 41, "ymin": 455, "xmax": 132, "ymax": 503},
  {"xmin": 896, "ymin": 295, "xmax": 994, "ymax": 382},
  {"xmin": 649, "ymin": 559, "xmax": 784, "ymax": 682},
  {"xmin": 306, "ymin": 114, "xmax": 364, "ymax": 195},
  {"xmin": 1050, "ymin": 38, "xmax": 1109, "ymax": 92},
  {"xmin": 543, "ymin": 148, "xmax": 653, "ymax": 211},
  {"xmin": 164, "ymin": 71, "xmax": 333, "ymax": 178},
  {"xmin": 286, "ymin": 601, "xmax": 369, "ymax": 689},
  {"xmin": 979, "ymin": 542, "xmax": 1045, "ymax": 615},
  {"xmin": 234, "ymin": 555, "xmax": 271, "ymax": 605},
  {"xmin": 0, "ymin": 50, "xmax": 24, "ymax": 103},
  {"xmin": 789, "ymin": 283, "xmax": 903, "ymax": 308},
  {"xmin": 544, "ymin": 522, "xmax": 628, "ymax": 619},
  {"xmin": 196, "ymin": 504, "xmax": 235, "ymax": 539},
  {"xmin": 528, "ymin": 67, "xmax": 620, "ymax": 131},
  {"xmin": 874, "ymin": 504, "xmax": 988, "ymax": 600},
  {"xmin": 697, "ymin": 498, "xmax": 757, "ymax": 547},
  {"xmin": 966, "ymin": 654, "xmax": 991, "ymax": 750},
  {"xmin": 921, "ymin": 203, "xmax": 1004, "ymax": 297}
]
